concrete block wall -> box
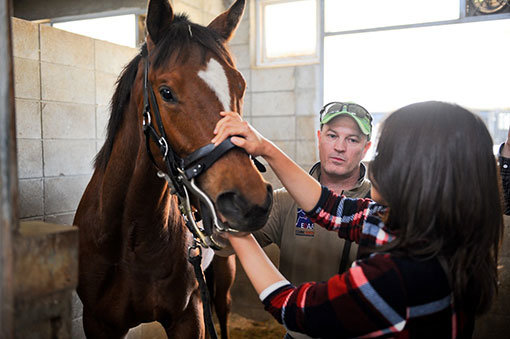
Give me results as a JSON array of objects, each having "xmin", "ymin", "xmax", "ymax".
[{"xmin": 13, "ymin": 17, "xmax": 138, "ymax": 227}]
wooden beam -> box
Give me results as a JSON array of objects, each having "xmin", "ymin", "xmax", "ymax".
[{"xmin": 0, "ymin": 0, "xmax": 17, "ymax": 337}]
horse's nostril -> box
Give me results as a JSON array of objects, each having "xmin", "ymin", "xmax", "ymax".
[
  {"xmin": 216, "ymin": 191, "xmax": 246, "ymax": 216},
  {"xmin": 216, "ymin": 187, "xmax": 273, "ymax": 232}
]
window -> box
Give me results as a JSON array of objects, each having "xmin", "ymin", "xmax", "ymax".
[
  {"xmin": 255, "ymin": 0, "xmax": 320, "ymax": 67},
  {"xmin": 325, "ymin": 0, "xmax": 460, "ymax": 33},
  {"xmin": 322, "ymin": 1, "xmax": 510, "ymax": 157},
  {"xmin": 52, "ymin": 14, "xmax": 140, "ymax": 48}
]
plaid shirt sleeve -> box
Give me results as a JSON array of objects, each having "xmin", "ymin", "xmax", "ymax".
[
  {"xmin": 499, "ymin": 143, "xmax": 510, "ymax": 215},
  {"xmin": 306, "ymin": 185, "xmax": 395, "ymax": 247},
  {"xmin": 262, "ymin": 253, "xmax": 408, "ymax": 338}
]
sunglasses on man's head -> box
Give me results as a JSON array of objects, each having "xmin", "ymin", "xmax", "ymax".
[{"xmin": 319, "ymin": 102, "xmax": 372, "ymax": 123}]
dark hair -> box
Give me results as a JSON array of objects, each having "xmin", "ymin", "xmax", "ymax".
[{"xmin": 370, "ymin": 101, "xmax": 503, "ymax": 315}]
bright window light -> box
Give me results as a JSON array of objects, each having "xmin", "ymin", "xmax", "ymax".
[
  {"xmin": 53, "ymin": 14, "xmax": 137, "ymax": 48},
  {"xmin": 325, "ymin": 0, "xmax": 460, "ymax": 32},
  {"xmin": 263, "ymin": 0, "xmax": 317, "ymax": 58},
  {"xmin": 324, "ymin": 19, "xmax": 510, "ymax": 113}
]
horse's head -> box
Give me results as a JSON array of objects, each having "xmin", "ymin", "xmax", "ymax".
[{"xmin": 141, "ymin": 0, "xmax": 272, "ymax": 239}]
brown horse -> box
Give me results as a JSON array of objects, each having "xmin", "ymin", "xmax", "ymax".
[{"xmin": 73, "ymin": 0, "xmax": 272, "ymax": 338}]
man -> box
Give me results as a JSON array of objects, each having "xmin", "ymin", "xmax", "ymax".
[{"xmin": 250, "ymin": 102, "xmax": 372, "ymax": 339}]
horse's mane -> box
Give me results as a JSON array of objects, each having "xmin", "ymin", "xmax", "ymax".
[{"xmin": 94, "ymin": 14, "xmax": 233, "ymax": 170}]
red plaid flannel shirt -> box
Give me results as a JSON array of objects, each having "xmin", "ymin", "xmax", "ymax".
[{"xmin": 261, "ymin": 186, "xmax": 471, "ymax": 338}]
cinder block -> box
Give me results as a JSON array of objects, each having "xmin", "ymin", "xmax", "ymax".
[
  {"xmin": 96, "ymin": 139, "xmax": 106, "ymax": 153},
  {"xmin": 95, "ymin": 39, "xmax": 138, "ymax": 75},
  {"xmin": 252, "ymin": 91, "xmax": 295, "ymax": 116},
  {"xmin": 241, "ymin": 93, "xmax": 251, "ymax": 117},
  {"xmin": 17, "ymin": 139, "xmax": 43, "ymax": 178},
  {"xmin": 239, "ymin": 68, "xmax": 251, "ymax": 91},
  {"xmin": 42, "ymin": 102, "xmax": 95, "ymax": 139},
  {"xmin": 252, "ymin": 116, "xmax": 295, "ymax": 141},
  {"xmin": 251, "ymin": 67, "xmax": 295, "ymax": 92},
  {"xmin": 18, "ymin": 179, "xmax": 44, "ymax": 218},
  {"xmin": 230, "ymin": 19, "xmax": 249, "ymax": 46},
  {"xmin": 44, "ymin": 175, "xmax": 90, "ymax": 214},
  {"xmin": 95, "ymin": 71, "xmax": 118, "ymax": 106},
  {"xmin": 296, "ymin": 140, "xmax": 318, "ymax": 165},
  {"xmin": 12, "ymin": 18, "xmax": 39, "ymax": 60},
  {"xmin": 14, "ymin": 57, "xmax": 40, "ymax": 100},
  {"xmin": 43, "ymin": 140, "xmax": 96, "ymax": 176},
  {"xmin": 297, "ymin": 116, "xmax": 317, "ymax": 140},
  {"xmin": 41, "ymin": 62, "xmax": 95, "ymax": 104},
  {"xmin": 15, "ymin": 99, "xmax": 41, "ymax": 139},
  {"xmin": 274, "ymin": 141, "xmax": 296, "ymax": 161},
  {"xmin": 296, "ymin": 88, "xmax": 318, "ymax": 116},
  {"xmin": 230, "ymin": 44, "xmax": 250, "ymax": 69},
  {"xmin": 96, "ymin": 104, "xmax": 110, "ymax": 139},
  {"xmin": 296, "ymin": 64, "xmax": 319, "ymax": 89},
  {"xmin": 14, "ymin": 221, "xmax": 78, "ymax": 299},
  {"xmin": 40, "ymin": 25, "xmax": 94, "ymax": 70}
]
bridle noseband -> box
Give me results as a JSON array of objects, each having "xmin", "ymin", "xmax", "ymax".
[{"xmin": 141, "ymin": 55, "xmax": 265, "ymax": 250}]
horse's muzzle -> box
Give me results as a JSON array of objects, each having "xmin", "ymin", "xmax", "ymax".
[{"xmin": 215, "ymin": 183, "xmax": 273, "ymax": 232}]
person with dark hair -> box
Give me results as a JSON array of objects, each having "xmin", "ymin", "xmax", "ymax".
[
  {"xmin": 211, "ymin": 101, "xmax": 504, "ymax": 338},
  {"xmin": 498, "ymin": 127, "xmax": 510, "ymax": 215}
]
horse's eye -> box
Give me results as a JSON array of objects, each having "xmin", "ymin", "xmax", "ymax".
[{"xmin": 159, "ymin": 87, "xmax": 176, "ymax": 103}]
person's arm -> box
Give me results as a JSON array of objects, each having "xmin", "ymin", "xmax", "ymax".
[
  {"xmin": 228, "ymin": 234, "xmax": 289, "ymax": 295},
  {"xmin": 212, "ymin": 111, "xmax": 321, "ymax": 212},
  {"xmin": 228, "ymin": 232, "xmax": 408, "ymax": 337},
  {"xmin": 499, "ymin": 128, "xmax": 510, "ymax": 215}
]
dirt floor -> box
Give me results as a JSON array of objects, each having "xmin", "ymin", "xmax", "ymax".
[
  {"xmin": 127, "ymin": 312, "xmax": 286, "ymax": 338},
  {"xmin": 220, "ymin": 313, "xmax": 286, "ymax": 339}
]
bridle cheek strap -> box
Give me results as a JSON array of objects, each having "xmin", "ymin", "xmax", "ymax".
[{"xmin": 141, "ymin": 56, "xmax": 265, "ymax": 249}]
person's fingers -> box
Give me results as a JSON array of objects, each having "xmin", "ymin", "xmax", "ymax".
[{"xmin": 212, "ymin": 119, "xmax": 245, "ymax": 146}]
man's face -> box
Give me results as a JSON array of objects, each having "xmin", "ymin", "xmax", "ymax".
[{"xmin": 318, "ymin": 115, "xmax": 371, "ymax": 179}]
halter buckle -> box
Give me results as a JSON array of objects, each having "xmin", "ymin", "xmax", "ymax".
[
  {"xmin": 158, "ymin": 137, "xmax": 169, "ymax": 159},
  {"xmin": 142, "ymin": 111, "xmax": 151, "ymax": 127}
]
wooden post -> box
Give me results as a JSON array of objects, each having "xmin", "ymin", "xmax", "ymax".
[{"xmin": 0, "ymin": 0, "xmax": 17, "ymax": 337}]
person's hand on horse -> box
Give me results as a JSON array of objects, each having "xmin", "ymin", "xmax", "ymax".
[{"xmin": 212, "ymin": 111, "xmax": 270, "ymax": 157}]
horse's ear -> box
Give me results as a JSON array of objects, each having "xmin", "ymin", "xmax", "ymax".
[
  {"xmin": 146, "ymin": 0, "xmax": 174, "ymax": 45},
  {"xmin": 207, "ymin": 0, "xmax": 245, "ymax": 41}
]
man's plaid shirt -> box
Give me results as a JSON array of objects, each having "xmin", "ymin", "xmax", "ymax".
[{"xmin": 260, "ymin": 186, "xmax": 472, "ymax": 338}]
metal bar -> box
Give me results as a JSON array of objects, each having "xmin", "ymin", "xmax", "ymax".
[{"xmin": 0, "ymin": 0, "xmax": 17, "ymax": 336}]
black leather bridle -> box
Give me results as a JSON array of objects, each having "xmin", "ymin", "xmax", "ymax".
[{"xmin": 141, "ymin": 55, "xmax": 265, "ymax": 250}]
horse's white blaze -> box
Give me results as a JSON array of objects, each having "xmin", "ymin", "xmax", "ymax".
[{"xmin": 198, "ymin": 58, "xmax": 231, "ymax": 111}]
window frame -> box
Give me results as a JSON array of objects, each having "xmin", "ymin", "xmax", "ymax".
[{"xmin": 253, "ymin": 0, "xmax": 321, "ymax": 68}]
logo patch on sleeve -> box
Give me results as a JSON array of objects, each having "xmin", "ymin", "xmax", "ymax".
[{"xmin": 295, "ymin": 208, "xmax": 314, "ymax": 237}]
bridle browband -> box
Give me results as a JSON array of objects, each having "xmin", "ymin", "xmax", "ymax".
[{"xmin": 140, "ymin": 53, "xmax": 265, "ymax": 250}]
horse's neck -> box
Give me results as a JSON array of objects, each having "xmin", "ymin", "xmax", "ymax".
[{"xmin": 98, "ymin": 110, "xmax": 182, "ymax": 241}]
